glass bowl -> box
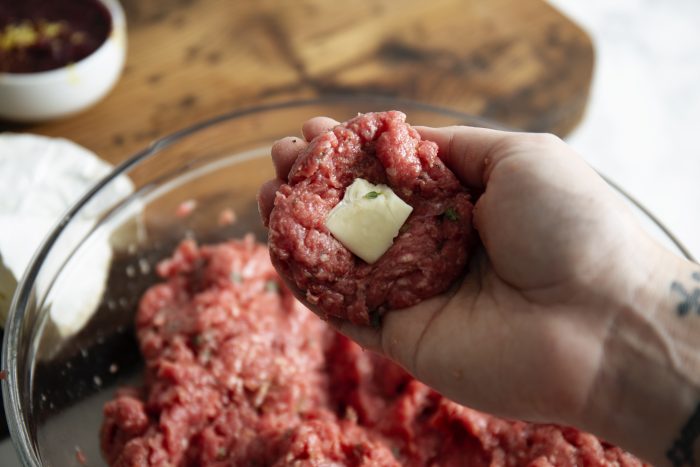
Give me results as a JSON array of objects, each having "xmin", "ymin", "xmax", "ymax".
[{"xmin": 2, "ymin": 97, "xmax": 692, "ymax": 466}]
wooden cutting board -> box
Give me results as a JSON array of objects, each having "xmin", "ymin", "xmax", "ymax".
[{"xmin": 0, "ymin": 0, "xmax": 593, "ymax": 164}]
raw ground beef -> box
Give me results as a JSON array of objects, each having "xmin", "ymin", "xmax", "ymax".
[
  {"xmin": 101, "ymin": 237, "xmax": 647, "ymax": 467},
  {"xmin": 268, "ymin": 111, "xmax": 475, "ymax": 324}
]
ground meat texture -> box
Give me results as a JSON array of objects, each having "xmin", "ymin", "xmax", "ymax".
[
  {"xmin": 102, "ymin": 237, "xmax": 647, "ymax": 467},
  {"xmin": 101, "ymin": 237, "xmax": 347, "ymax": 467},
  {"xmin": 268, "ymin": 111, "xmax": 474, "ymax": 324},
  {"xmin": 325, "ymin": 333, "xmax": 646, "ymax": 467}
]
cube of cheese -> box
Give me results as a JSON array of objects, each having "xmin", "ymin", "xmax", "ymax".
[{"xmin": 325, "ymin": 178, "xmax": 413, "ymax": 264}]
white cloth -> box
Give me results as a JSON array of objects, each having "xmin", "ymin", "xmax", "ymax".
[{"xmin": 0, "ymin": 133, "xmax": 133, "ymax": 335}]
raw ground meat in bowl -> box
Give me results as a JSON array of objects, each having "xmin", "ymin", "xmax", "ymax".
[{"xmin": 101, "ymin": 237, "xmax": 647, "ymax": 467}]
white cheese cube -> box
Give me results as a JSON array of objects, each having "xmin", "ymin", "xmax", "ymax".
[{"xmin": 325, "ymin": 178, "xmax": 413, "ymax": 264}]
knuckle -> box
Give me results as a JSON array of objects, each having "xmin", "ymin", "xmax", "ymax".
[{"xmin": 523, "ymin": 132, "xmax": 563, "ymax": 147}]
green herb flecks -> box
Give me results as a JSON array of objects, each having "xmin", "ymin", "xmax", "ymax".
[
  {"xmin": 265, "ymin": 280, "xmax": 280, "ymax": 293},
  {"xmin": 364, "ymin": 191, "xmax": 381, "ymax": 199},
  {"xmin": 230, "ymin": 271, "xmax": 243, "ymax": 283},
  {"xmin": 443, "ymin": 207, "xmax": 459, "ymax": 222},
  {"xmin": 216, "ymin": 447, "xmax": 227, "ymax": 460}
]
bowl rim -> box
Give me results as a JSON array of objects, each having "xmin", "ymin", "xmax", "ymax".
[
  {"xmin": 2, "ymin": 95, "xmax": 694, "ymax": 466},
  {"xmin": 0, "ymin": 0, "xmax": 125, "ymax": 83}
]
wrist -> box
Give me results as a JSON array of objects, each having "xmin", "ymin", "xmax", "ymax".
[{"xmin": 581, "ymin": 242, "xmax": 700, "ymax": 465}]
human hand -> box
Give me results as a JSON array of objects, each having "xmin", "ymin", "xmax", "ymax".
[{"xmin": 258, "ymin": 118, "xmax": 699, "ymax": 466}]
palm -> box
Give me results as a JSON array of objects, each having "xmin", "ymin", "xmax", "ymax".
[
  {"xmin": 336, "ymin": 135, "xmax": 653, "ymax": 424},
  {"xmin": 390, "ymin": 259, "xmax": 599, "ymax": 425},
  {"xmin": 259, "ymin": 119, "xmax": 659, "ymax": 427}
]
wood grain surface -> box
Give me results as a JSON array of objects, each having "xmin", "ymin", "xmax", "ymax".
[{"xmin": 0, "ymin": 0, "xmax": 594, "ymax": 164}]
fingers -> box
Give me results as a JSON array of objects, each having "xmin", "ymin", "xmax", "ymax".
[
  {"xmin": 302, "ymin": 117, "xmax": 339, "ymax": 141},
  {"xmin": 415, "ymin": 126, "xmax": 517, "ymax": 190},
  {"xmin": 270, "ymin": 116, "xmax": 338, "ymax": 187},
  {"xmin": 272, "ymin": 117, "xmax": 339, "ymax": 180},
  {"xmin": 271, "ymin": 137, "xmax": 307, "ymax": 180},
  {"xmin": 257, "ymin": 179, "xmax": 283, "ymax": 227},
  {"xmin": 263, "ymin": 116, "xmax": 339, "ymax": 224}
]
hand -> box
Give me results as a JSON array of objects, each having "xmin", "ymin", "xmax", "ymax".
[{"xmin": 258, "ymin": 118, "xmax": 699, "ymax": 466}]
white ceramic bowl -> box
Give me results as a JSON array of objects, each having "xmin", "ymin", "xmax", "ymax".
[{"xmin": 0, "ymin": 0, "xmax": 127, "ymax": 123}]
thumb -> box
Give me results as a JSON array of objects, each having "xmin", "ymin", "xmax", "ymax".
[{"xmin": 415, "ymin": 125, "xmax": 517, "ymax": 190}]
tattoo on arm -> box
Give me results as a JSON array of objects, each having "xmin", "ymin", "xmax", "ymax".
[
  {"xmin": 667, "ymin": 402, "xmax": 700, "ymax": 467},
  {"xmin": 670, "ymin": 272, "xmax": 700, "ymax": 317},
  {"xmin": 666, "ymin": 272, "xmax": 700, "ymax": 465}
]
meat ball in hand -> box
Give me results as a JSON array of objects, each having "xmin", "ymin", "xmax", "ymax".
[{"xmin": 263, "ymin": 111, "xmax": 475, "ymax": 325}]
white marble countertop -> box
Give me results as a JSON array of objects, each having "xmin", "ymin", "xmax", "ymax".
[{"xmin": 549, "ymin": 0, "xmax": 700, "ymax": 259}]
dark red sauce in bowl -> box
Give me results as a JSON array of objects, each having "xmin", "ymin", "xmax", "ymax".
[{"xmin": 0, "ymin": 0, "xmax": 112, "ymax": 74}]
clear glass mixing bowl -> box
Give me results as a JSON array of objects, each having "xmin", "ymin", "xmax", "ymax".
[{"xmin": 2, "ymin": 97, "xmax": 692, "ymax": 466}]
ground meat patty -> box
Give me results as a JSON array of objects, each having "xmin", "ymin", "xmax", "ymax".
[
  {"xmin": 101, "ymin": 238, "xmax": 647, "ymax": 467},
  {"xmin": 268, "ymin": 111, "xmax": 474, "ymax": 324}
]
